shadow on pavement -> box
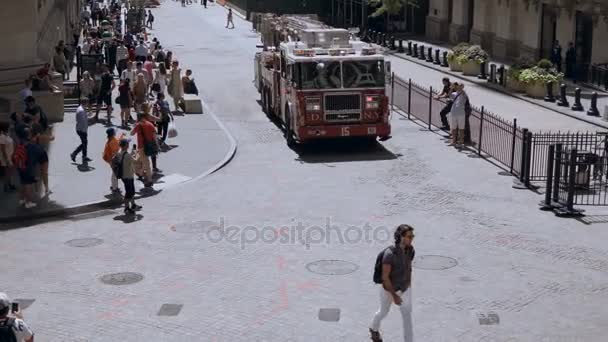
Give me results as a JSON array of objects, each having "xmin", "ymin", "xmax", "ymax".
[
  {"xmin": 113, "ymin": 213, "xmax": 144, "ymax": 223},
  {"xmin": 294, "ymin": 139, "xmax": 401, "ymax": 163}
]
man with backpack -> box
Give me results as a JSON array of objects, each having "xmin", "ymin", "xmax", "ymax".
[
  {"xmin": 370, "ymin": 224, "xmax": 416, "ymax": 342},
  {"xmin": 113, "ymin": 138, "xmax": 141, "ymax": 215},
  {"xmin": 0, "ymin": 292, "xmax": 34, "ymax": 342}
]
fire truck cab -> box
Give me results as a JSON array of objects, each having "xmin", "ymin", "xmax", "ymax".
[{"xmin": 255, "ymin": 17, "xmax": 391, "ymax": 146}]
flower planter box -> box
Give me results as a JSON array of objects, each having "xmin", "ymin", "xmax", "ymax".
[
  {"xmin": 462, "ymin": 60, "xmax": 481, "ymax": 76},
  {"xmin": 525, "ymin": 82, "xmax": 547, "ymax": 99},
  {"xmin": 448, "ymin": 61, "xmax": 462, "ymax": 72},
  {"xmin": 507, "ymin": 78, "xmax": 526, "ymax": 93}
]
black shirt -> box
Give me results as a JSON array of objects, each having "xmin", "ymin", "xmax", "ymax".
[{"xmin": 100, "ymin": 73, "xmax": 113, "ymax": 93}]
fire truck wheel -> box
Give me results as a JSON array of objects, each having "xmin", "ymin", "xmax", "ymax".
[{"xmin": 285, "ymin": 109, "xmax": 296, "ymax": 147}]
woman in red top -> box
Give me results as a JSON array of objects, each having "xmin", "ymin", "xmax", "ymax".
[{"xmin": 130, "ymin": 110, "xmax": 157, "ymax": 187}]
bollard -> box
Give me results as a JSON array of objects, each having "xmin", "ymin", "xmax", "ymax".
[
  {"xmin": 441, "ymin": 51, "xmax": 449, "ymax": 67},
  {"xmin": 489, "ymin": 64, "xmax": 497, "ymax": 83},
  {"xmin": 390, "ymin": 36, "xmax": 396, "ymax": 50},
  {"xmin": 587, "ymin": 92, "xmax": 600, "ymax": 116},
  {"xmin": 419, "ymin": 45, "xmax": 426, "ymax": 60},
  {"xmin": 434, "ymin": 49, "xmax": 441, "ymax": 65},
  {"xmin": 427, "ymin": 47, "xmax": 433, "ymax": 62},
  {"xmin": 413, "ymin": 43, "xmax": 418, "ymax": 57},
  {"xmin": 557, "ymin": 84, "xmax": 570, "ymax": 107},
  {"xmin": 498, "ymin": 65, "xmax": 505, "ymax": 86},
  {"xmin": 398, "ymin": 39, "xmax": 405, "ymax": 53},
  {"xmin": 571, "ymin": 88, "xmax": 584, "ymax": 111},
  {"xmin": 407, "ymin": 41, "xmax": 412, "ymax": 55},
  {"xmin": 478, "ymin": 61, "xmax": 487, "ymax": 80},
  {"xmin": 544, "ymin": 81, "xmax": 555, "ymax": 102}
]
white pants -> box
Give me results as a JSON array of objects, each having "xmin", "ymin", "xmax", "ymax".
[
  {"xmin": 111, "ymin": 170, "xmax": 119, "ymax": 190},
  {"xmin": 370, "ymin": 287, "xmax": 413, "ymax": 342}
]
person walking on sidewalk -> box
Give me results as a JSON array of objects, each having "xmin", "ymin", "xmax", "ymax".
[
  {"xmin": 565, "ymin": 42, "xmax": 576, "ymax": 81},
  {"xmin": 114, "ymin": 138, "xmax": 142, "ymax": 214},
  {"xmin": 226, "ymin": 8, "xmax": 235, "ymax": 29},
  {"xmin": 103, "ymin": 128, "xmax": 122, "ymax": 194},
  {"xmin": 14, "ymin": 128, "xmax": 41, "ymax": 209},
  {"xmin": 71, "ymin": 99, "xmax": 93, "ymax": 164},
  {"xmin": 118, "ymin": 78, "xmax": 133, "ymax": 128},
  {"xmin": 116, "ymin": 41, "xmax": 129, "ymax": 76},
  {"xmin": 0, "ymin": 123, "xmax": 16, "ymax": 193},
  {"xmin": 95, "ymin": 65, "xmax": 116, "ymax": 122},
  {"xmin": 449, "ymin": 83, "xmax": 468, "ymax": 147},
  {"xmin": 435, "ymin": 77, "xmax": 452, "ymax": 131},
  {"xmin": 550, "ymin": 40, "xmax": 562, "ymax": 73},
  {"xmin": 370, "ymin": 224, "xmax": 416, "ymax": 342},
  {"xmin": 202, "ymin": 0, "xmax": 207, "ymax": 8},
  {"xmin": 131, "ymin": 112, "xmax": 156, "ymax": 187},
  {"xmin": 168, "ymin": 61, "xmax": 184, "ymax": 112},
  {"xmin": 146, "ymin": 10, "xmax": 154, "ymax": 28},
  {"xmin": 154, "ymin": 93, "xmax": 173, "ymax": 145}
]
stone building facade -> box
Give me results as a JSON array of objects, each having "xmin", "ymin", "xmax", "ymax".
[
  {"xmin": 0, "ymin": 0, "xmax": 80, "ymax": 120},
  {"xmin": 426, "ymin": 0, "xmax": 608, "ymax": 67},
  {"xmin": 0, "ymin": 0, "xmax": 80, "ymax": 92}
]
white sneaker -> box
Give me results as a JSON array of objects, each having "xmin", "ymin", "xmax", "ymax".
[{"xmin": 24, "ymin": 202, "xmax": 37, "ymax": 209}]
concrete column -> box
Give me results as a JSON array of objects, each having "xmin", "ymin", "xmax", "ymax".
[
  {"xmin": 426, "ymin": 0, "xmax": 450, "ymax": 41},
  {"xmin": 591, "ymin": 18, "xmax": 608, "ymax": 64},
  {"xmin": 518, "ymin": 2, "xmax": 542, "ymax": 60},
  {"xmin": 470, "ymin": 0, "xmax": 495, "ymax": 53},
  {"xmin": 449, "ymin": 0, "xmax": 469, "ymax": 44},
  {"xmin": 492, "ymin": 0, "xmax": 521, "ymax": 61}
]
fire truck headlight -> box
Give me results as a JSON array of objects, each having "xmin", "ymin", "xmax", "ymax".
[
  {"xmin": 305, "ymin": 97, "xmax": 322, "ymax": 112},
  {"xmin": 365, "ymin": 95, "xmax": 380, "ymax": 109}
]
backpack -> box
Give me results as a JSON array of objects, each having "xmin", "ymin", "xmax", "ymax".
[
  {"xmin": 111, "ymin": 151, "xmax": 126, "ymax": 179},
  {"xmin": 373, "ymin": 246, "xmax": 394, "ymax": 284},
  {"xmin": 0, "ymin": 317, "xmax": 17, "ymax": 342},
  {"xmin": 12, "ymin": 144, "xmax": 28, "ymax": 171}
]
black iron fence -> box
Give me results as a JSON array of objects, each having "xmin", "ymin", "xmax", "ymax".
[
  {"xmin": 392, "ymin": 74, "xmax": 526, "ymax": 178},
  {"xmin": 540, "ymin": 142, "xmax": 608, "ymax": 216}
]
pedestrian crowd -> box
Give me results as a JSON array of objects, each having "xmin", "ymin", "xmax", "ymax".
[{"xmin": 72, "ymin": 0, "xmax": 201, "ymax": 215}]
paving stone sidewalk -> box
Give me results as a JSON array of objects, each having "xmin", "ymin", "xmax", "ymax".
[{"xmin": 389, "ymin": 39, "xmax": 608, "ymax": 131}]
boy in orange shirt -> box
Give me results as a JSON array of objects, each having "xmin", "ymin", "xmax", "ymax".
[{"xmin": 103, "ymin": 128, "xmax": 121, "ymax": 194}]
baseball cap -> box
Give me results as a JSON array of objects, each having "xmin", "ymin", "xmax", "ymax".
[
  {"xmin": 119, "ymin": 138, "xmax": 130, "ymax": 147},
  {"xmin": 0, "ymin": 292, "xmax": 11, "ymax": 310}
]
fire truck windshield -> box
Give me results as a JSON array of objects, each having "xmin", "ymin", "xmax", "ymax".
[
  {"xmin": 342, "ymin": 60, "xmax": 385, "ymax": 88},
  {"xmin": 297, "ymin": 61, "xmax": 342, "ymax": 89},
  {"xmin": 295, "ymin": 60, "xmax": 385, "ymax": 89}
]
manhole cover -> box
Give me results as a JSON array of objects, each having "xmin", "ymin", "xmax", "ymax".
[
  {"xmin": 306, "ymin": 260, "xmax": 359, "ymax": 275},
  {"xmin": 171, "ymin": 221, "xmax": 219, "ymax": 234},
  {"xmin": 100, "ymin": 272, "xmax": 144, "ymax": 285},
  {"xmin": 413, "ymin": 255, "xmax": 458, "ymax": 270},
  {"xmin": 65, "ymin": 238, "xmax": 104, "ymax": 247}
]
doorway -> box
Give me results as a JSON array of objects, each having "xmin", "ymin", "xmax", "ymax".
[
  {"xmin": 540, "ymin": 4, "xmax": 558, "ymax": 60},
  {"xmin": 575, "ymin": 11, "xmax": 593, "ymax": 82}
]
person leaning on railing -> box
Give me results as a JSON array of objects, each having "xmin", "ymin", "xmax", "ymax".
[{"xmin": 434, "ymin": 77, "xmax": 452, "ymax": 132}]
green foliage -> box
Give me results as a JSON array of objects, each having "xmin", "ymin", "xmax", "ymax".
[
  {"xmin": 511, "ymin": 57, "xmax": 535, "ymax": 70},
  {"xmin": 462, "ymin": 45, "xmax": 489, "ymax": 64},
  {"xmin": 519, "ymin": 66, "xmax": 564, "ymax": 85},
  {"xmin": 452, "ymin": 42, "xmax": 470, "ymax": 55},
  {"xmin": 369, "ymin": 0, "xmax": 419, "ymax": 17},
  {"xmin": 447, "ymin": 52, "xmax": 457, "ymax": 64},
  {"xmin": 537, "ymin": 59, "xmax": 553, "ymax": 70},
  {"xmin": 455, "ymin": 54, "xmax": 469, "ymax": 65}
]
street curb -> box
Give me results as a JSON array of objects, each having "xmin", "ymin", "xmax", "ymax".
[
  {"xmin": 0, "ymin": 102, "xmax": 238, "ymax": 226},
  {"xmin": 390, "ymin": 52, "xmax": 608, "ymax": 131}
]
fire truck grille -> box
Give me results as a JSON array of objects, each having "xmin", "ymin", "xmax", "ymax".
[
  {"xmin": 325, "ymin": 113, "xmax": 361, "ymax": 122},
  {"xmin": 324, "ymin": 94, "xmax": 361, "ymax": 114}
]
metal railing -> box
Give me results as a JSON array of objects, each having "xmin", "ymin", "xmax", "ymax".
[{"xmin": 392, "ymin": 74, "xmax": 525, "ymax": 177}]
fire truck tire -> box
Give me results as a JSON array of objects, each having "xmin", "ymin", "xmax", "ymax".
[
  {"xmin": 261, "ymin": 87, "xmax": 268, "ymax": 114},
  {"xmin": 285, "ymin": 108, "xmax": 296, "ymax": 147}
]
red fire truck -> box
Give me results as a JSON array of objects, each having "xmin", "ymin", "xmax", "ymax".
[{"xmin": 254, "ymin": 14, "xmax": 391, "ymax": 146}]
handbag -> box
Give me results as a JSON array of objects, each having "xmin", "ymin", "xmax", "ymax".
[
  {"xmin": 168, "ymin": 121, "xmax": 178, "ymax": 139},
  {"xmin": 139, "ymin": 125, "xmax": 159, "ymax": 156}
]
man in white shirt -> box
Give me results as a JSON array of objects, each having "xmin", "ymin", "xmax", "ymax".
[
  {"xmin": 120, "ymin": 61, "xmax": 137, "ymax": 90},
  {"xmin": 0, "ymin": 292, "xmax": 34, "ymax": 342},
  {"xmin": 116, "ymin": 41, "xmax": 129, "ymax": 75},
  {"xmin": 134, "ymin": 41, "xmax": 149, "ymax": 63}
]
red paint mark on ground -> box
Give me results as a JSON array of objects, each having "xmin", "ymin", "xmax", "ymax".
[
  {"xmin": 277, "ymin": 256, "xmax": 286, "ymax": 270},
  {"xmin": 296, "ymin": 280, "xmax": 320, "ymax": 291}
]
